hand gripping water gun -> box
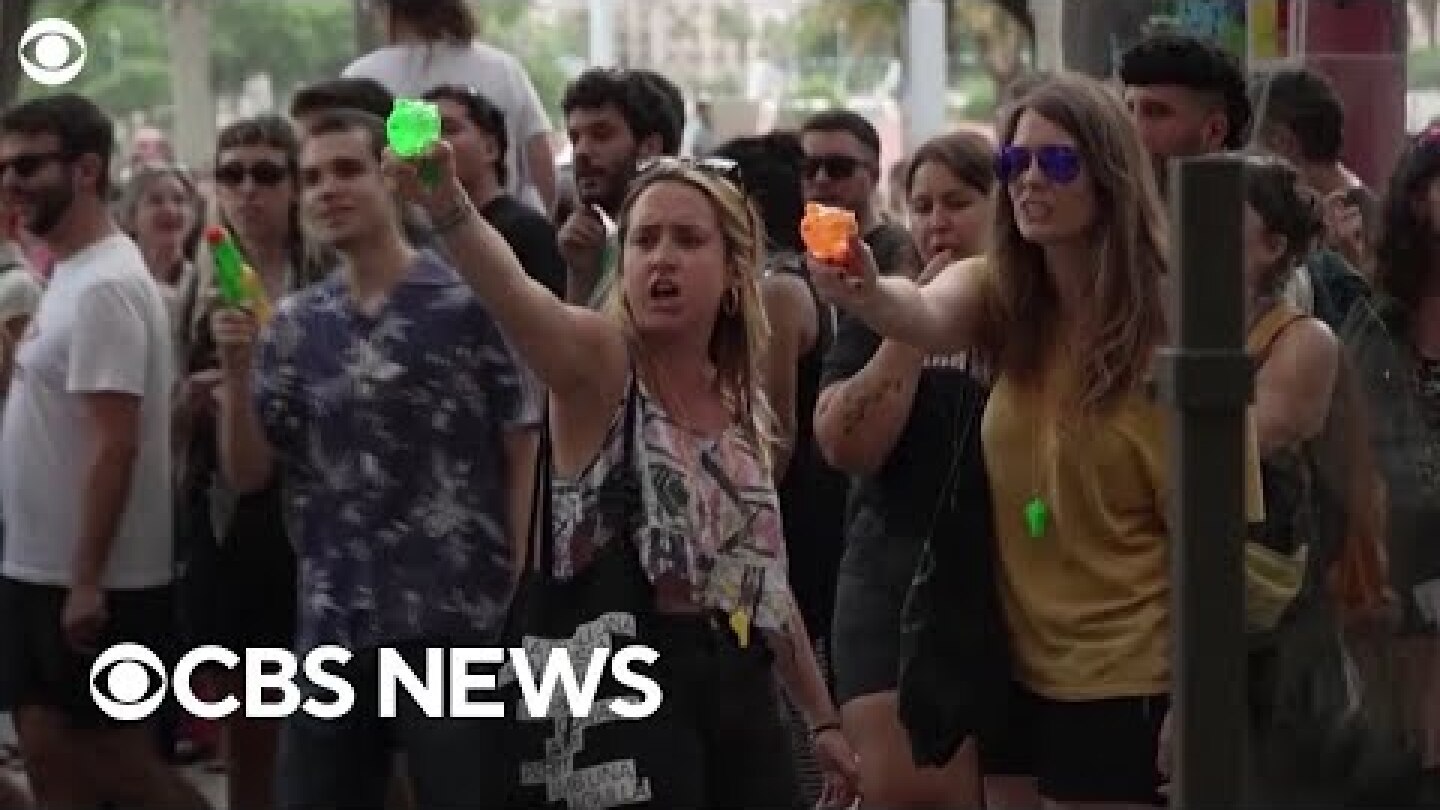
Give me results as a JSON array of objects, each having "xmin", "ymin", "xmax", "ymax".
[
  {"xmin": 386, "ymin": 98, "xmax": 442, "ymax": 188},
  {"xmin": 205, "ymin": 226, "xmax": 272, "ymax": 325},
  {"xmin": 800, "ymin": 202, "xmax": 858, "ymax": 264}
]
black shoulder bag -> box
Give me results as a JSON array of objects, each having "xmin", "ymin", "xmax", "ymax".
[{"xmin": 498, "ymin": 380, "xmax": 694, "ymax": 809}]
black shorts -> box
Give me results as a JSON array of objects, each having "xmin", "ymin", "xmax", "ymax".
[
  {"xmin": 831, "ymin": 529, "xmax": 927, "ymax": 704},
  {"xmin": 0, "ymin": 576, "xmax": 174, "ymax": 729},
  {"xmin": 178, "ymin": 484, "xmax": 296, "ymax": 651},
  {"xmin": 981, "ymin": 682, "xmax": 1169, "ymax": 806}
]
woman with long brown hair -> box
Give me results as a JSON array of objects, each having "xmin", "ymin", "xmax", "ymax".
[
  {"xmin": 815, "ymin": 73, "xmax": 1260, "ymax": 808},
  {"xmin": 177, "ymin": 114, "xmax": 326, "ymax": 810}
]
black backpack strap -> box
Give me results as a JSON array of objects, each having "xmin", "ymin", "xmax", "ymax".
[{"xmin": 525, "ymin": 397, "xmax": 552, "ymax": 576}]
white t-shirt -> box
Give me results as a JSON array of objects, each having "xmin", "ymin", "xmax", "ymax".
[
  {"xmin": 344, "ymin": 41, "xmax": 553, "ymax": 212},
  {"xmin": 1, "ymin": 232, "xmax": 175, "ymax": 589}
]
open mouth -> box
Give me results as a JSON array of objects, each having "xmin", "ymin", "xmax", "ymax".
[{"xmin": 648, "ymin": 278, "xmax": 680, "ymax": 300}]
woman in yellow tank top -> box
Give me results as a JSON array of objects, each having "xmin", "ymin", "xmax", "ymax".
[{"xmin": 812, "ymin": 73, "xmax": 1253, "ymax": 808}]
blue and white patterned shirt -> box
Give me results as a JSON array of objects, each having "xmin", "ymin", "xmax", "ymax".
[{"xmin": 254, "ymin": 251, "xmax": 540, "ymax": 653}]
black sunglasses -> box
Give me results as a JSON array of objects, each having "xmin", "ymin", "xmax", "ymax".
[
  {"xmin": 0, "ymin": 150, "xmax": 69, "ymax": 179},
  {"xmin": 636, "ymin": 156, "xmax": 746, "ymax": 193},
  {"xmin": 214, "ymin": 160, "xmax": 288, "ymax": 188},
  {"xmin": 802, "ymin": 154, "xmax": 870, "ymax": 180}
]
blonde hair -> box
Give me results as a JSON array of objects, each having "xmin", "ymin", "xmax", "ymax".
[
  {"xmin": 980, "ymin": 73, "xmax": 1170, "ymax": 414},
  {"xmin": 605, "ymin": 164, "xmax": 778, "ymax": 470},
  {"xmin": 117, "ymin": 165, "xmax": 204, "ymax": 258}
]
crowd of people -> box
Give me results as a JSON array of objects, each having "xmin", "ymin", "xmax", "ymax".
[{"xmin": 0, "ymin": 0, "xmax": 1435, "ymax": 808}]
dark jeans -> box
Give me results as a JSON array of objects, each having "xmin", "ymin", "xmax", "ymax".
[{"xmin": 275, "ymin": 642, "xmax": 508, "ymax": 810}]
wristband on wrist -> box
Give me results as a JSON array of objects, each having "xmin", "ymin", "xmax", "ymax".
[
  {"xmin": 432, "ymin": 196, "xmax": 475, "ymax": 235},
  {"xmin": 809, "ymin": 720, "xmax": 842, "ymax": 738}
]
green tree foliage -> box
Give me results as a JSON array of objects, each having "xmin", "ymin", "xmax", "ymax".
[
  {"xmin": 28, "ymin": 1, "xmax": 165, "ymax": 109},
  {"xmin": 787, "ymin": 0, "xmax": 1030, "ymax": 115},
  {"xmin": 210, "ymin": 0, "xmax": 355, "ymax": 103},
  {"xmin": 7, "ymin": 0, "xmax": 581, "ymax": 128},
  {"xmin": 470, "ymin": 1, "xmax": 582, "ymax": 119}
]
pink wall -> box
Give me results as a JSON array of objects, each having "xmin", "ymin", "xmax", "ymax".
[{"xmin": 1302, "ymin": 0, "xmax": 1408, "ymax": 190}]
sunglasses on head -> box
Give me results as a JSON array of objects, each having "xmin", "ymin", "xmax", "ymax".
[
  {"xmin": 214, "ymin": 160, "xmax": 288, "ymax": 188},
  {"xmin": 996, "ymin": 144, "xmax": 1082, "ymax": 186},
  {"xmin": 0, "ymin": 150, "xmax": 69, "ymax": 179},
  {"xmin": 636, "ymin": 155, "xmax": 746, "ymax": 192},
  {"xmin": 802, "ymin": 154, "xmax": 869, "ymax": 180}
]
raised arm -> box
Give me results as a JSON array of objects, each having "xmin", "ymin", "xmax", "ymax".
[
  {"xmin": 812, "ymin": 238, "xmax": 989, "ymax": 355},
  {"xmin": 386, "ymin": 142, "xmax": 627, "ymax": 404},
  {"xmin": 814, "ymin": 336, "xmax": 924, "ymax": 477}
]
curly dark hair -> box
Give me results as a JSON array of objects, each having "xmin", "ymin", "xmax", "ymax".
[{"xmin": 561, "ymin": 68, "xmax": 682, "ymax": 156}]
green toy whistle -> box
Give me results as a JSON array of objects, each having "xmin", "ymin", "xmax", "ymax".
[{"xmin": 1024, "ymin": 496, "xmax": 1049, "ymax": 540}]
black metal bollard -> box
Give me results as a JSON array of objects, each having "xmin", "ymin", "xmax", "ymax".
[{"xmin": 1154, "ymin": 155, "xmax": 1252, "ymax": 808}]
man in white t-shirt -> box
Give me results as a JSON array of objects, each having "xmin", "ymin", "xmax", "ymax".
[
  {"xmin": 343, "ymin": 0, "xmax": 558, "ymax": 217},
  {"xmin": 0, "ymin": 94, "xmax": 207, "ymax": 809}
]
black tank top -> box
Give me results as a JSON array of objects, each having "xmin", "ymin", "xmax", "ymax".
[{"xmin": 770, "ymin": 251, "xmax": 848, "ymax": 638}]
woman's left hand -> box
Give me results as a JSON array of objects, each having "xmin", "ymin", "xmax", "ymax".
[{"xmin": 813, "ymin": 727, "xmax": 860, "ymax": 809}]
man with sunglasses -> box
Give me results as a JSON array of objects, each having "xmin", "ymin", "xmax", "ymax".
[
  {"xmin": 0, "ymin": 94, "xmax": 208, "ymax": 808},
  {"xmin": 800, "ymin": 110, "xmax": 920, "ymax": 284}
]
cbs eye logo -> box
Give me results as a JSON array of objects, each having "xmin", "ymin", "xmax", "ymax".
[
  {"xmin": 89, "ymin": 643, "xmax": 168, "ymax": 721},
  {"xmin": 18, "ymin": 18, "xmax": 87, "ymax": 87}
]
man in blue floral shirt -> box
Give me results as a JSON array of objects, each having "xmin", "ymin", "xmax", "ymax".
[{"xmin": 212, "ymin": 108, "xmax": 540, "ymax": 807}]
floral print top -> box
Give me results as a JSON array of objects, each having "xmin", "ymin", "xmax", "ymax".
[
  {"xmin": 553, "ymin": 373, "xmax": 793, "ymax": 634},
  {"xmin": 254, "ymin": 252, "xmax": 541, "ymax": 653}
]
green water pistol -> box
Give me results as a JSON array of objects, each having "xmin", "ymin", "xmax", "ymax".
[
  {"xmin": 387, "ymin": 98, "xmax": 441, "ymax": 188},
  {"xmin": 206, "ymin": 226, "xmax": 271, "ymax": 324}
]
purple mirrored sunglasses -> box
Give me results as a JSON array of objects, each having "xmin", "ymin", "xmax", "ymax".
[{"xmin": 996, "ymin": 144, "xmax": 1082, "ymax": 186}]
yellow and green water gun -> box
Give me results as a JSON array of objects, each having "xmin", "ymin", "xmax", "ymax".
[{"xmin": 205, "ymin": 225, "xmax": 272, "ymax": 325}]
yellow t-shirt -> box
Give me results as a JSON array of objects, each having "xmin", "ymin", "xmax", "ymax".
[{"xmin": 982, "ymin": 363, "xmax": 1264, "ymax": 700}]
